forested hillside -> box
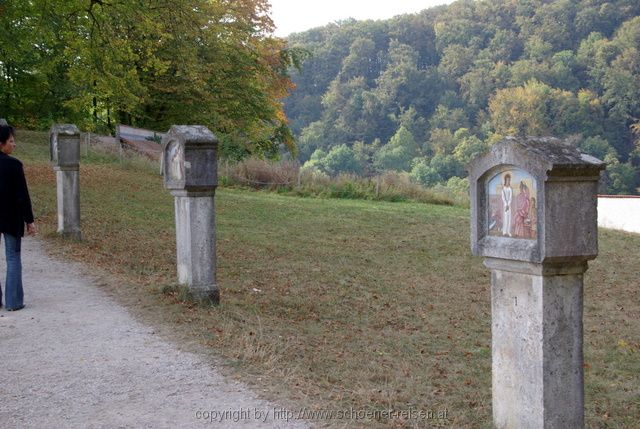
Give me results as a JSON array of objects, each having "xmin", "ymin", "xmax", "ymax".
[{"xmin": 285, "ymin": 0, "xmax": 640, "ymax": 194}]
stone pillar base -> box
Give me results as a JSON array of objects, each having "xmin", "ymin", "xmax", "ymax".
[
  {"xmin": 189, "ymin": 288, "xmax": 220, "ymax": 305},
  {"xmin": 485, "ymin": 258, "xmax": 586, "ymax": 429},
  {"xmin": 55, "ymin": 168, "xmax": 81, "ymax": 240},
  {"xmin": 173, "ymin": 191, "xmax": 217, "ymax": 302}
]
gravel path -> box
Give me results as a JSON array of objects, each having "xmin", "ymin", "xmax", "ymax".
[{"xmin": 0, "ymin": 238, "xmax": 309, "ymax": 429}]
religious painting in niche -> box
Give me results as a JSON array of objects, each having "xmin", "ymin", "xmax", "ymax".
[
  {"xmin": 166, "ymin": 141, "xmax": 185, "ymax": 182},
  {"xmin": 50, "ymin": 135, "xmax": 58, "ymax": 164},
  {"xmin": 487, "ymin": 168, "xmax": 537, "ymax": 239}
]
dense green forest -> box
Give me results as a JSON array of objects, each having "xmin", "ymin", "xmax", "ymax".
[
  {"xmin": 0, "ymin": 0, "xmax": 300, "ymax": 157},
  {"xmin": 284, "ymin": 0, "xmax": 640, "ymax": 194}
]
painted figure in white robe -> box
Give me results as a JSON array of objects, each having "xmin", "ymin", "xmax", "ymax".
[{"xmin": 501, "ymin": 174, "xmax": 512, "ymax": 237}]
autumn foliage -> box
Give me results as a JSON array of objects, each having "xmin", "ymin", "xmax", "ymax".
[{"xmin": 0, "ymin": 0, "xmax": 299, "ymax": 157}]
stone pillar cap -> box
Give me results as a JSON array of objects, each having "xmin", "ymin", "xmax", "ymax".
[
  {"xmin": 166, "ymin": 125, "xmax": 218, "ymax": 145},
  {"xmin": 50, "ymin": 123, "xmax": 81, "ymax": 168},
  {"xmin": 50, "ymin": 124, "xmax": 81, "ymax": 136},
  {"xmin": 468, "ymin": 136, "xmax": 605, "ymax": 181},
  {"xmin": 468, "ymin": 136, "xmax": 606, "ymax": 264},
  {"xmin": 162, "ymin": 125, "xmax": 219, "ymax": 192}
]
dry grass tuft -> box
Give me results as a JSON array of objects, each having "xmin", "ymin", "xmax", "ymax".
[{"xmin": 220, "ymin": 158, "xmax": 299, "ymax": 189}]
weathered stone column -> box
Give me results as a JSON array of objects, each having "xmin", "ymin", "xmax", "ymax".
[
  {"xmin": 468, "ymin": 137, "xmax": 605, "ymax": 429},
  {"xmin": 162, "ymin": 126, "xmax": 219, "ymax": 303},
  {"xmin": 50, "ymin": 124, "xmax": 82, "ymax": 240}
]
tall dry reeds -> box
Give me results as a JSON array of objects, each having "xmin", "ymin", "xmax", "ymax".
[
  {"xmin": 220, "ymin": 158, "xmax": 299, "ymax": 190},
  {"xmin": 219, "ymin": 158, "xmax": 462, "ymax": 206}
]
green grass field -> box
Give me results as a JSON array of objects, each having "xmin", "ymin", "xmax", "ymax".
[{"xmin": 15, "ymin": 130, "xmax": 640, "ymax": 428}]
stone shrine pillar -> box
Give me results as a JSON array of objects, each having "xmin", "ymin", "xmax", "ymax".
[
  {"xmin": 468, "ymin": 137, "xmax": 605, "ymax": 429},
  {"xmin": 50, "ymin": 124, "xmax": 82, "ymax": 240},
  {"xmin": 162, "ymin": 126, "xmax": 219, "ymax": 303}
]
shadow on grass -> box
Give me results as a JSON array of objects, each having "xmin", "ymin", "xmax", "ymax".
[{"xmin": 160, "ymin": 283, "xmax": 220, "ymax": 308}]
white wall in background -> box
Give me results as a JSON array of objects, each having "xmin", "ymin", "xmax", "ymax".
[{"xmin": 598, "ymin": 196, "xmax": 640, "ymax": 234}]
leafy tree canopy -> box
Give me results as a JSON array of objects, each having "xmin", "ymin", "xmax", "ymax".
[{"xmin": 0, "ymin": 0, "xmax": 303, "ymax": 157}]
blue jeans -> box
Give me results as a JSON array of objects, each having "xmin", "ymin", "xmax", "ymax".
[{"xmin": 1, "ymin": 233, "xmax": 24, "ymax": 310}]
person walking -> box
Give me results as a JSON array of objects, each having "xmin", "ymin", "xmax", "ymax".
[{"xmin": 0, "ymin": 125, "xmax": 36, "ymax": 311}]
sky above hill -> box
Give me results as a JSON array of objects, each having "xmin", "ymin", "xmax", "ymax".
[{"xmin": 269, "ymin": 0, "xmax": 455, "ymax": 37}]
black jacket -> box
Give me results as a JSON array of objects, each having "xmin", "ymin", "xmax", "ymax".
[{"xmin": 0, "ymin": 152, "xmax": 34, "ymax": 237}]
